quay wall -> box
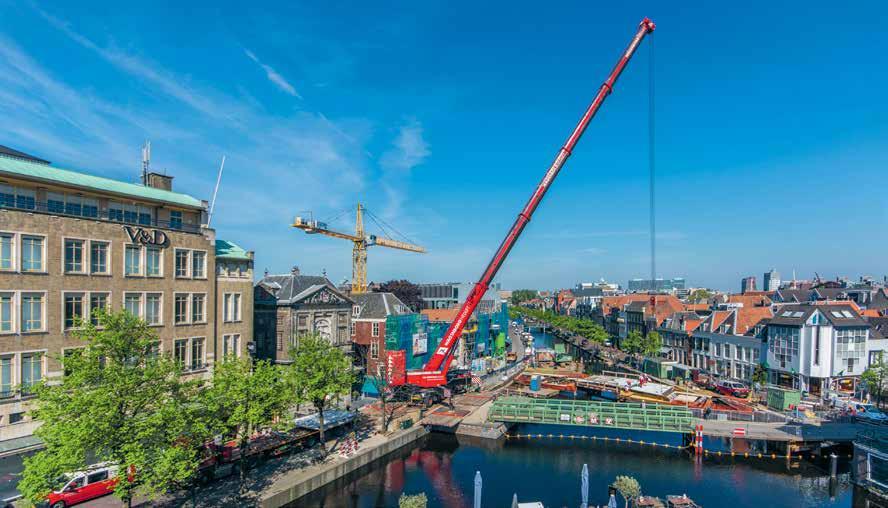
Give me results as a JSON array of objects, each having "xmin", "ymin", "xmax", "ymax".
[{"xmin": 259, "ymin": 425, "xmax": 428, "ymax": 508}]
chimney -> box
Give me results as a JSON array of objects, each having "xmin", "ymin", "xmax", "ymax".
[
  {"xmin": 291, "ymin": 266, "xmax": 300, "ymax": 276},
  {"xmin": 264, "ymin": 268, "xmax": 269, "ymax": 278},
  {"xmin": 146, "ymin": 172, "xmax": 173, "ymax": 191}
]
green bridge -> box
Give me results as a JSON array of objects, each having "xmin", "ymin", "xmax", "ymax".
[{"xmin": 488, "ymin": 396, "xmax": 695, "ymax": 433}]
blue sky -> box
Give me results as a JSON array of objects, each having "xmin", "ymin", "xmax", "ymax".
[{"xmin": 1, "ymin": 1, "xmax": 886, "ymax": 292}]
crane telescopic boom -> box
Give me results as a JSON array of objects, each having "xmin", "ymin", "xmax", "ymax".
[{"xmin": 405, "ymin": 17, "xmax": 656, "ymax": 387}]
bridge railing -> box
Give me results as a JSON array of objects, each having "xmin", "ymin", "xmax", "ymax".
[{"xmin": 488, "ymin": 396, "xmax": 694, "ymax": 433}]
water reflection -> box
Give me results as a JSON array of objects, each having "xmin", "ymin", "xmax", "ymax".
[{"xmin": 297, "ymin": 432, "xmax": 867, "ymax": 508}]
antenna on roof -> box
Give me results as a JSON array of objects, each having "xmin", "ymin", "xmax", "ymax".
[
  {"xmin": 207, "ymin": 155, "xmax": 226, "ymax": 228},
  {"xmin": 141, "ymin": 140, "xmax": 151, "ymax": 185}
]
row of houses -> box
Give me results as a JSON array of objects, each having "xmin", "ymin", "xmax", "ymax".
[{"xmin": 582, "ymin": 287, "xmax": 888, "ymax": 399}]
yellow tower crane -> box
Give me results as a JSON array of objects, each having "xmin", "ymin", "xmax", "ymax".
[{"xmin": 292, "ymin": 203, "xmax": 426, "ymax": 294}]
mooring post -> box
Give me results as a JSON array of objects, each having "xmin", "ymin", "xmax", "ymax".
[{"xmin": 830, "ymin": 453, "xmax": 838, "ymax": 479}]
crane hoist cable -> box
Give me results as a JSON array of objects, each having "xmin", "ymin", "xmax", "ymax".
[{"xmin": 649, "ymin": 30, "xmax": 656, "ymax": 285}]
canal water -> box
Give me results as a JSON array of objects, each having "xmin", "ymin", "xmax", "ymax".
[
  {"xmin": 296, "ymin": 432, "xmax": 859, "ymax": 507},
  {"xmin": 300, "ymin": 328, "xmax": 860, "ymax": 507}
]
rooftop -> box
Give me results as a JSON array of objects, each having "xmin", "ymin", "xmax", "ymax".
[
  {"xmin": 0, "ymin": 152, "xmax": 204, "ymax": 209},
  {"xmin": 215, "ymin": 239, "xmax": 252, "ymax": 260}
]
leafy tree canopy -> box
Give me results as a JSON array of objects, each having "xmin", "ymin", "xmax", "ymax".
[{"xmin": 375, "ymin": 280, "xmax": 423, "ymax": 312}]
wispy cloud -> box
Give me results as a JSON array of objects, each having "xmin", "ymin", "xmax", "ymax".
[
  {"xmin": 379, "ymin": 119, "xmax": 431, "ymax": 218},
  {"xmin": 243, "ymin": 49, "xmax": 301, "ymax": 98}
]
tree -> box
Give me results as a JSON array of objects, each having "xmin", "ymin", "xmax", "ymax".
[
  {"xmin": 19, "ymin": 310, "xmax": 204, "ymax": 507},
  {"xmin": 612, "ymin": 475, "xmax": 641, "ymax": 508},
  {"xmin": 643, "ymin": 331, "xmax": 662, "ymax": 357},
  {"xmin": 204, "ymin": 357, "xmax": 292, "ymax": 490},
  {"xmin": 375, "ymin": 280, "xmax": 423, "ymax": 312},
  {"xmin": 752, "ymin": 364, "xmax": 768, "ymax": 387},
  {"xmin": 287, "ymin": 333, "xmax": 355, "ymax": 455},
  {"xmin": 511, "ymin": 289, "xmax": 537, "ymax": 305},
  {"xmin": 355, "ymin": 346, "xmax": 405, "ymax": 433},
  {"xmin": 688, "ymin": 289, "xmax": 712, "ymax": 304},
  {"xmin": 622, "ymin": 331, "xmax": 644, "ymax": 355},
  {"xmin": 399, "ymin": 493, "xmax": 428, "ymax": 508},
  {"xmin": 863, "ymin": 358, "xmax": 888, "ymax": 408}
]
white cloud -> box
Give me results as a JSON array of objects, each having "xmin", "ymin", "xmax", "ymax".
[
  {"xmin": 380, "ymin": 120, "xmax": 431, "ymax": 173},
  {"xmin": 244, "ymin": 49, "xmax": 301, "ymax": 98}
]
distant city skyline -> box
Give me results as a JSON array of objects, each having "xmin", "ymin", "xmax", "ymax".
[{"xmin": 1, "ymin": 2, "xmax": 886, "ymax": 290}]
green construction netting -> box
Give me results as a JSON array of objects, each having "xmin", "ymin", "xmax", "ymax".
[{"xmin": 384, "ymin": 314, "xmax": 442, "ymax": 370}]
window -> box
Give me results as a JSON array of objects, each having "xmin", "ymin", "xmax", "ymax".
[
  {"xmin": 233, "ymin": 294, "xmax": 241, "ymax": 321},
  {"xmin": 146, "ymin": 294, "xmax": 162, "ymax": 325},
  {"xmin": 64, "ymin": 195, "xmax": 82, "ymax": 216},
  {"xmin": 82, "ymin": 197, "xmax": 98, "ymax": 218},
  {"xmin": 175, "ymin": 294, "xmax": 189, "ymax": 324},
  {"xmin": 192, "ymin": 251, "xmax": 206, "ymax": 278},
  {"xmin": 15, "ymin": 188, "xmax": 35, "ymax": 210},
  {"xmin": 138, "ymin": 206, "xmax": 152, "ymax": 226},
  {"xmin": 21, "ymin": 236, "xmax": 44, "ymax": 272},
  {"xmin": 350, "ymin": 322, "xmax": 355, "ymax": 336},
  {"xmin": 108, "ymin": 202, "xmax": 124, "ymax": 222},
  {"xmin": 90, "ymin": 293, "xmax": 108, "ymax": 325},
  {"xmin": 21, "ymin": 353, "xmax": 42, "ymax": 393},
  {"xmin": 352, "ymin": 305, "xmax": 360, "ymax": 318},
  {"xmin": 174, "ymin": 339, "xmax": 187, "ymax": 366},
  {"xmin": 223, "ymin": 334, "xmax": 241, "ymax": 358},
  {"xmin": 125, "ymin": 245, "xmax": 142, "ymax": 276},
  {"xmin": 87, "ymin": 470, "xmax": 109, "ymax": 484},
  {"xmin": 64, "ymin": 293, "xmax": 84, "ymax": 329},
  {"xmin": 836, "ymin": 328, "xmax": 866, "ymax": 370},
  {"xmin": 0, "ymin": 233, "xmax": 12, "ymax": 270},
  {"xmin": 190, "ymin": 338, "xmax": 205, "ymax": 370},
  {"xmin": 175, "ymin": 250, "xmax": 189, "ymax": 277},
  {"xmin": 277, "ymin": 332, "xmax": 284, "ymax": 351},
  {"xmin": 191, "ymin": 294, "xmax": 205, "ymax": 323},
  {"xmin": 768, "ymin": 325, "xmax": 800, "ymax": 367},
  {"xmin": 372, "ymin": 322, "xmax": 380, "ymax": 337},
  {"xmin": 124, "ymin": 293, "xmax": 142, "ymax": 318},
  {"xmin": 21, "ymin": 293, "xmax": 43, "ymax": 332},
  {"xmin": 0, "ymin": 184, "xmax": 14, "ymax": 207},
  {"xmin": 223, "ymin": 294, "xmax": 232, "ymax": 322},
  {"xmin": 90, "ymin": 241, "xmax": 109, "ymax": 274},
  {"xmin": 146, "ymin": 247, "xmax": 162, "ymax": 277},
  {"xmin": 8, "ymin": 412, "xmax": 24, "ymax": 424},
  {"xmin": 0, "ymin": 356, "xmax": 12, "ymax": 397},
  {"xmin": 841, "ymin": 310, "xmax": 854, "ymax": 319},
  {"xmin": 0, "ymin": 293, "xmax": 12, "ymax": 332},
  {"xmin": 64, "ymin": 239, "xmax": 85, "ymax": 273},
  {"xmin": 170, "ymin": 210, "xmax": 183, "ymax": 230},
  {"xmin": 370, "ymin": 340, "xmax": 379, "ymax": 359}
]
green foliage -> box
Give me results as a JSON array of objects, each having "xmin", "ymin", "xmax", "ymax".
[
  {"xmin": 612, "ymin": 475, "xmax": 642, "ymax": 508},
  {"xmin": 20, "ymin": 310, "xmax": 205, "ymax": 506},
  {"xmin": 399, "ymin": 492, "xmax": 428, "ymax": 508},
  {"xmin": 510, "ymin": 289, "xmax": 538, "ymax": 305},
  {"xmin": 643, "ymin": 331, "xmax": 662, "ymax": 357},
  {"xmin": 287, "ymin": 333, "xmax": 355, "ymax": 453},
  {"xmin": 511, "ymin": 306, "xmax": 608, "ymax": 344},
  {"xmin": 375, "ymin": 280, "xmax": 423, "ymax": 312},
  {"xmin": 752, "ymin": 364, "xmax": 767, "ymax": 386},
  {"xmin": 204, "ymin": 357, "xmax": 293, "ymax": 489},
  {"xmin": 688, "ymin": 289, "xmax": 712, "ymax": 303},
  {"xmin": 622, "ymin": 330, "xmax": 644, "ymax": 355},
  {"xmin": 863, "ymin": 358, "xmax": 888, "ymax": 408}
]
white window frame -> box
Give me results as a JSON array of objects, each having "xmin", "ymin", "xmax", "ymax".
[
  {"xmin": 191, "ymin": 250, "xmax": 207, "ymax": 279},
  {"xmin": 0, "ymin": 231, "xmax": 16, "ymax": 272},
  {"xmin": 20, "ymin": 291, "xmax": 46, "ymax": 333},
  {"xmin": 62, "ymin": 237, "xmax": 88, "ymax": 274},
  {"xmin": 370, "ymin": 339, "xmax": 379, "ymax": 359},
  {"xmin": 175, "ymin": 249, "xmax": 191, "ymax": 278},
  {"xmin": 191, "ymin": 293, "xmax": 207, "ymax": 324},
  {"xmin": 61, "ymin": 291, "xmax": 87, "ymax": 330},
  {"xmin": 123, "ymin": 292, "xmax": 144, "ymax": 319},
  {"xmin": 145, "ymin": 246, "xmax": 163, "ymax": 278},
  {"xmin": 124, "ymin": 244, "xmax": 143, "ymax": 277},
  {"xmin": 174, "ymin": 292, "xmax": 191, "ymax": 325},
  {"xmin": 372, "ymin": 322, "xmax": 380, "ymax": 337},
  {"xmin": 223, "ymin": 334, "xmax": 241, "ymax": 359},
  {"xmin": 189, "ymin": 337, "xmax": 206, "ymax": 371},
  {"xmin": 0, "ymin": 292, "xmax": 15, "ymax": 335},
  {"xmin": 88, "ymin": 292, "xmax": 110, "ymax": 326},
  {"xmin": 145, "ymin": 293, "xmax": 163, "ymax": 326},
  {"xmin": 89, "ymin": 240, "xmax": 112, "ymax": 276},
  {"xmin": 20, "ymin": 233, "xmax": 47, "ymax": 273}
]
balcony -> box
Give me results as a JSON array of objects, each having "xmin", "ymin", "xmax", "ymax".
[{"xmin": 0, "ymin": 198, "xmax": 202, "ymax": 234}]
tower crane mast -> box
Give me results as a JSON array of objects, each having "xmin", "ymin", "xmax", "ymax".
[{"xmin": 405, "ymin": 17, "xmax": 656, "ymax": 387}]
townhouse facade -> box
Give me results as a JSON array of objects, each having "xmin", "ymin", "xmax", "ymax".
[
  {"xmin": 253, "ymin": 268, "xmax": 354, "ymax": 364},
  {"xmin": 0, "ymin": 146, "xmax": 252, "ymax": 441}
]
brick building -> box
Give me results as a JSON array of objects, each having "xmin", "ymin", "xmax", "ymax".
[
  {"xmin": 0, "ymin": 146, "xmax": 253, "ymax": 441},
  {"xmin": 349, "ymin": 292, "xmax": 411, "ymax": 374}
]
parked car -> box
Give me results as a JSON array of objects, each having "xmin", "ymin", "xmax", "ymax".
[
  {"xmin": 45, "ymin": 463, "xmax": 119, "ymax": 508},
  {"xmin": 715, "ymin": 380, "xmax": 750, "ymax": 398}
]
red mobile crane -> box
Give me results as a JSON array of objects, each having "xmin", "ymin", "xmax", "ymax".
[{"xmin": 404, "ymin": 17, "xmax": 656, "ymax": 388}]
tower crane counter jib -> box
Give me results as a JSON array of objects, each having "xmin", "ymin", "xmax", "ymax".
[{"xmin": 404, "ymin": 17, "xmax": 656, "ymax": 388}]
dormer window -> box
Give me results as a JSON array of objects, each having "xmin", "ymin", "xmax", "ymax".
[{"xmin": 352, "ymin": 305, "xmax": 360, "ymax": 318}]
